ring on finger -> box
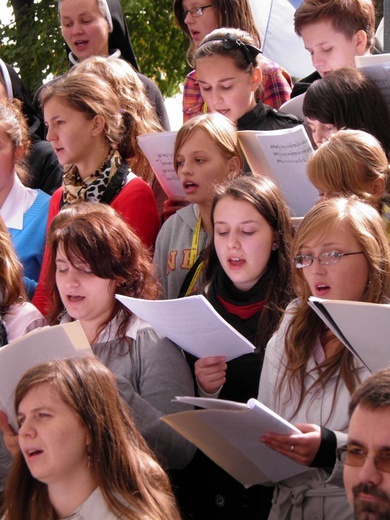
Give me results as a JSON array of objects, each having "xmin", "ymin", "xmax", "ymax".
[{"xmin": 290, "ymin": 445, "xmax": 295, "ymax": 452}]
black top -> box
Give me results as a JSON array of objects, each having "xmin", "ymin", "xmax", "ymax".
[
  {"xmin": 237, "ymin": 101, "xmax": 302, "ymax": 132},
  {"xmin": 1, "ymin": 61, "xmax": 62, "ymax": 195},
  {"xmin": 291, "ymin": 70, "xmax": 321, "ymax": 98}
]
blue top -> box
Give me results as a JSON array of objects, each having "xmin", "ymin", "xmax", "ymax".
[{"xmin": 8, "ymin": 190, "xmax": 50, "ymax": 299}]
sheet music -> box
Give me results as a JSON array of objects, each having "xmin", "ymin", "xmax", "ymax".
[{"xmin": 137, "ymin": 131, "xmax": 185, "ymax": 197}]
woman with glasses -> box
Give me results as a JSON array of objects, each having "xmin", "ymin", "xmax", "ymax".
[
  {"xmin": 258, "ymin": 197, "xmax": 390, "ymax": 519},
  {"xmin": 173, "ymin": 0, "xmax": 293, "ymax": 122}
]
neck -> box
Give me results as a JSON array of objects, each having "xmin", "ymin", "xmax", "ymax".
[
  {"xmin": 48, "ymin": 473, "xmax": 96, "ymax": 518},
  {"xmin": 0, "ymin": 175, "xmax": 15, "ymax": 209},
  {"xmin": 198, "ymin": 203, "xmax": 213, "ymax": 233},
  {"xmin": 77, "ymin": 143, "xmax": 111, "ymax": 181}
]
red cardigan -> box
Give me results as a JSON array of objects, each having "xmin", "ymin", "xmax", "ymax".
[{"xmin": 32, "ymin": 177, "xmax": 160, "ymax": 315}]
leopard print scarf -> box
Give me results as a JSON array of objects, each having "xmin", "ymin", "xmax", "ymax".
[{"xmin": 62, "ymin": 150, "xmax": 125, "ymax": 206}]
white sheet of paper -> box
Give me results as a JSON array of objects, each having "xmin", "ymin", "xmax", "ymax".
[
  {"xmin": 137, "ymin": 131, "xmax": 185, "ymax": 197},
  {"xmin": 238, "ymin": 125, "xmax": 317, "ymax": 217},
  {"xmin": 116, "ymin": 294, "xmax": 255, "ymax": 361},
  {"xmin": 0, "ymin": 321, "xmax": 92, "ymax": 431},
  {"xmin": 279, "ymin": 92, "xmax": 306, "ymax": 120},
  {"xmin": 309, "ymin": 297, "xmax": 390, "ymax": 373},
  {"xmin": 163, "ymin": 396, "xmax": 307, "ymax": 487}
]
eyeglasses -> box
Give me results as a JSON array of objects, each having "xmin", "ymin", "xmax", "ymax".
[
  {"xmin": 337, "ymin": 446, "xmax": 390, "ymax": 473},
  {"xmin": 293, "ymin": 251, "xmax": 364, "ymax": 269},
  {"xmin": 183, "ymin": 4, "xmax": 213, "ymax": 18}
]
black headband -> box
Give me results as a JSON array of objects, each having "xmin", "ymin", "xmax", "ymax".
[{"xmin": 199, "ymin": 33, "xmax": 262, "ymax": 64}]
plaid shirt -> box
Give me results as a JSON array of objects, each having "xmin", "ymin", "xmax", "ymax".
[{"xmin": 183, "ymin": 57, "xmax": 294, "ymax": 122}]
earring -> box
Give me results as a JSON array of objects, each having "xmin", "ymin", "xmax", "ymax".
[
  {"xmin": 86, "ymin": 445, "xmax": 93, "ymax": 469},
  {"xmin": 272, "ymin": 243, "xmax": 278, "ymax": 251}
]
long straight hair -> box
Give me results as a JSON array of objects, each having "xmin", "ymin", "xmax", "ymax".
[
  {"xmin": 278, "ymin": 197, "xmax": 390, "ymax": 421},
  {"xmin": 4, "ymin": 357, "xmax": 181, "ymax": 520},
  {"xmin": 204, "ymin": 175, "xmax": 293, "ymax": 354}
]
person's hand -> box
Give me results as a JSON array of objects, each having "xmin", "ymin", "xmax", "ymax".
[
  {"xmin": 195, "ymin": 356, "xmax": 227, "ymax": 394},
  {"xmin": 0, "ymin": 411, "xmax": 20, "ymax": 457},
  {"xmin": 260, "ymin": 423, "xmax": 321, "ymax": 466},
  {"xmin": 163, "ymin": 196, "xmax": 189, "ymax": 221}
]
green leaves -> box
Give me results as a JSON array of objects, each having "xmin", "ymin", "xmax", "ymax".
[{"xmin": 1, "ymin": 0, "xmax": 189, "ymax": 97}]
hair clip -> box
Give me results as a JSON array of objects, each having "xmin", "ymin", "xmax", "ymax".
[{"xmin": 200, "ymin": 33, "xmax": 262, "ymax": 64}]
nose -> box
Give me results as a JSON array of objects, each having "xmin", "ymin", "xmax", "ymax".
[
  {"xmin": 178, "ymin": 160, "xmax": 193, "ymax": 177},
  {"xmin": 19, "ymin": 418, "xmax": 36, "ymax": 439},
  {"xmin": 312, "ymin": 52, "xmax": 324, "ymax": 72},
  {"xmin": 46, "ymin": 125, "xmax": 54, "ymax": 143},
  {"xmin": 357, "ymin": 456, "xmax": 383, "ymax": 486},
  {"xmin": 64, "ymin": 270, "xmax": 80, "ymax": 288},
  {"xmin": 184, "ymin": 11, "xmax": 194, "ymax": 24},
  {"xmin": 227, "ymin": 232, "xmax": 240, "ymax": 249}
]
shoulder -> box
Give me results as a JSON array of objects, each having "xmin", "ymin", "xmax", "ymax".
[
  {"xmin": 291, "ymin": 71, "xmax": 321, "ymax": 98},
  {"xmin": 75, "ymin": 487, "xmax": 120, "ymax": 520},
  {"xmin": 4, "ymin": 302, "xmax": 46, "ymax": 343},
  {"xmin": 265, "ymin": 105, "xmax": 303, "ymax": 127}
]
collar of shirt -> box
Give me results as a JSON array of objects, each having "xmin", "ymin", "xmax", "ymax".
[{"xmin": 0, "ymin": 176, "xmax": 38, "ymax": 230}]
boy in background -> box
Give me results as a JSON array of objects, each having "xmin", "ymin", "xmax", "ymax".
[{"xmin": 291, "ymin": 0, "xmax": 375, "ymax": 97}]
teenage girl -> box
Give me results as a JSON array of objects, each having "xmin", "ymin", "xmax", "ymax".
[
  {"xmin": 307, "ymin": 129, "xmax": 390, "ymax": 236},
  {"xmin": 193, "ymin": 28, "xmax": 300, "ymax": 131},
  {"xmin": 32, "ymin": 70, "xmax": 160, "ymax": 314},
  {"xmin": 259, "ymin": 197, "xmax": 390, "ymax": 519},
  {"xmin": 174, "ymin": 175, "xmax": 294, "ymax": 519},
  {"xmin": 303, "ymin": 67, "xmax": 390, "ymax": 156},
  {"xmin": 153, "ymin": 112, "xmax": 243, "ymax": 299},
  {"xmin": 4, "ymin": 357, "xmax": 181, "ymax": 520},
  {"xmin": 173, "ymin": 0, "xmax": 293, "ymax": 121},
  {"xmin": 0, "ymin": 214, "xmax": 45, "ymax": 496},
  {"xmin": 0, "ymin": 101, "xmax": 50, "ymax": 299},
  {"xmin": 58, "ymin": 0, "xmax": 170, "ymax": 130},
  {"xmin": 44, "ymin": 202, "xmax": 195, "ymax": 470},
  {"xmin": 70, "ymin": 56, "xmax": 167, "ymax": 216}
]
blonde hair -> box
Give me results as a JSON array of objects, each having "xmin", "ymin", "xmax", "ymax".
[
  {"xmin": 174, "ymin": 112, "xmax": 244, "ymax": 173},
  {"xmin": 70, "ymin": 57, "xmax": 163, "ymax": 184},
  {"xmin": 279, "ymin": 197, "xmax": 390, "ymax": 421},
  {"xmin": 307, "ymin": 129, "xmax": 390, "ymax": 205},
  {"xmin": 0, "ymin": 100, "xmax": 30, "ymax": 184},
  {"xmin": 0, "ymin": 214, "xmax": 26, "ymax": 309}
]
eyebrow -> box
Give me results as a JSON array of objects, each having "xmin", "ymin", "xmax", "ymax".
[
  {"xmin": 348, "ymin": 439, "xmax": 390, "ymax": 452},
  {"xmin": 197, "ymin": 77, "xmax": 236, "ymax": 84},
  {"xmin": 17, "ymin": 406, "xmax": 55, "ymax": 417},
  {"xmin": 214, "ymin": 220, "xmax": 259, "ymax": 225}
]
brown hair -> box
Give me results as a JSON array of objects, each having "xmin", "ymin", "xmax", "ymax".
[
  {"xmin": 70, "ymin": 57, "xmax": 163, "ymax": 184},
  {"xmin": 39, "ymin": 71, "xmax": 133, "ymax": 160},
  {"xmin": 349, "ymin": 368, "xmax": 390, "ymax": 416},
  {"xmin": 4, "ymin": 357, "xmax": 181, "ymax": 520},
  {"xmin": 205, "ymin": 175, "xmax": 293, "ymax": 354},
  {"xmin": 279, "ymin": 197, "xmax": 390, "ymax": 421},
  {"xmin": 46, "ymin": 203, "xmax": 159, "ymax": 340},
  {"xmin": 194, "ymin": 28, "xmax": 263, "ymax": 99},
  {"xmin": 294, "ymin": 0, "xmax": 375, "ymax": 52},
  {"xmin": 173, "ymin": 0, "xmax": 261, "ymax": 66}
]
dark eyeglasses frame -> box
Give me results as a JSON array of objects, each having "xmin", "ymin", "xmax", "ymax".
[
  {"xmin": 183, "ymin": 4, "xmax": 213, "ymax": 18},
  {"xmin": 337, "ymin": 445, "xmax": 390, "ymax": 473},
  {"xmin": 293, "ymin": 251, "xmax": 364, "ymax": 269}
]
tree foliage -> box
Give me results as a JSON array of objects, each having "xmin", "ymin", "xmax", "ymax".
[{"xmin": 0, "ymin": 0, "xmax": 190, "ymax": 97}]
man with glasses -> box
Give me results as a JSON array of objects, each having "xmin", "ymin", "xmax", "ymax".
[{"xmin": 339, "ymin": 368, "xmax": 390, "ymax": 519}]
